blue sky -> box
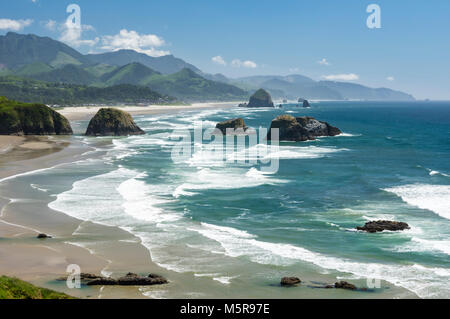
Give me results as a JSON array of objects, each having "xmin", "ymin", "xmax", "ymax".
[{"xmin": 1, "ymin": 0, "xmax": 450, "ymax": 99}]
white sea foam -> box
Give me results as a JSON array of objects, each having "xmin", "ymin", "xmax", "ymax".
[
  {"xmin": 426, "ymin": 168, "xmax": 450, "ymax": 177},
  {"xmin": 117, "ymin": 176, "xmax": 181, "ymax": 223},
  {"xmin": 383, "ymin": 184, "xmax": 450, "ymax": 220},
  {"xmin": 172, "ymin": 167, "xmax": 286, "ymax": 198}
]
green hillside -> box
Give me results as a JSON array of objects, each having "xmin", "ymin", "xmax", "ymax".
[
  {"xmin": 101, "ymin": 62, "xmax": 160, "ymax": 86},
  {"xmin": 0, "ymin": 76, "xmax": 176, "ymax": 105},
  {"xmin": 0, "ymin": 276, "xmax": 74, "ymax": 299},
  {"xmin": 30, "ymin": 64, "xmax": 99, "ymax": 85}
]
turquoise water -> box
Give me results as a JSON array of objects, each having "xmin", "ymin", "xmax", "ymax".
[{"xmin": 42, "ymin": 101, "xmax": 450, "ymax": 298}]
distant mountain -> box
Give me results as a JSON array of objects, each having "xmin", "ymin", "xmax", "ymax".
[
  {"xmin": 141, "ymin": 68, "xmax": 248, "ymax": 102},
  {"xmin": 319, "ymin": 81, "xmax": 415, "ymax": 101},
  {"xmin": 86, "ymin": 50, "xmax": 201, "ymax": 74},
  {"xmin": 233, "ymin": 74, "xmax": 414, "ymax": 101},
  {"xmin": 0, "ymin": 32, "xmax": 414, "ymax": 102},
  {"xmin": 0, "ymin": 32, "xmax": 89, "ymax": 69}
]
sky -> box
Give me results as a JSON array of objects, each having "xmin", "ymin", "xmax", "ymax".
[{"xmin": 1, "ymin": 0, "xmax": 449, "ymax": 100}]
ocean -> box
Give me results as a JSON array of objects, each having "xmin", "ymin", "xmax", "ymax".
[{"xmin": 8, "ymin": 101, "xmax": 450, "ymax": 298}]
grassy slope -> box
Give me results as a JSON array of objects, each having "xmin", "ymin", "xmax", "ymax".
[{"xmin": 0, "ymin": 276, "xmax": 74, "ymax": 299}]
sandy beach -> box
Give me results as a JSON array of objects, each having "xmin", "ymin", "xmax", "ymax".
[{"xmin": 59, "ymin": 101, "xmax": 240, "ymax": 121}]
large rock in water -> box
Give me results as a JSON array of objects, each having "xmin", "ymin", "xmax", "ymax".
[
  {"xmin": 247, "ymin": 89, "xmax": 274, "ymax": 108},
  {"xmin": 85, "ymin": 108, "xmax": 145, "ymax": 136},
  {"xmin": 0, "ymin": 97, "xmax": 72, "ymax": 135},
  {"xmin": 356, "ymin": 220, "xmax": 410, "ymax": 233},
  {"xmin": 267, "ymin": 115, "xmax": 341, "ymax": 141},
  {"xmin": 215, "ymin": 118, "xmax": 248, "ymax": 134}
]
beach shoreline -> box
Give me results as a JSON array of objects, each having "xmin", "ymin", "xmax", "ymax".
[
  {"xmin": 0, "ymin": 102, "xmax": 421, "ymax": 299},
  {"xmin": 0, "ymin": 101, "xmax": 243, "ymax": 299},
  {"xmin": 58, "ymin": 101, "xmax": 240, "ymax": 121}
]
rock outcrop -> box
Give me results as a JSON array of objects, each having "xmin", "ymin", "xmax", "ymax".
[
  {"xmin": 356, "ymin": 220, "xmax": 410, "ymax": 233},
  {"xmin": 247, "ymin": 89, "xmax": 274, "ymax": 108},
  {"xmin": 302, "ymin": 100, "xmax": 311, "ymax": 108},
  {"xmin": 280, "ymin": 277, "xmax": 301, "ymax": 286},
  {"xmin": 85, "ymin": 108, "xmax": 145, "ymax": 136},
  {"xmin": 57, "ymin": 272, "xmax": 168, "ymax": 286},
  {"xmin": 215, "ymin": 118, "xmax": 248, "ymax": 134},
  {"xmin": 267, "ymin": 115, "xmax": 341, "ymax": 141},
  {"xmin": 0, "ymin": 97, "xmax": 73, "ymax": 135}
]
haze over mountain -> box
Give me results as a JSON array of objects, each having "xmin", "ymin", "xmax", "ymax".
[{"xmin": 0, "ymin": 32, "xmax": 415, "ymax": 102}]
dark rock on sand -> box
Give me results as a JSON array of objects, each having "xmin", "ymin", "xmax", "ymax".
[
  {"xmin": 247, "ymin": 89, "xmax": 274, "ymax": 108},
  {"xmin": 215, "ymin": 118, "xmax": 248, "ymax": 134},
  {"xmin": 356, "ymin": 220, "xmax": 410, "ymax": 233},
  {"xmin": 37, "ymin": 233, "xmax": 52, "ymax": 239},
  {"xmin": 86, "ymin": 272, "xmax": 168, "ymax": 286},
  {"xmin": 280, "ymin": 277, "xmax": 301, "ymax": 286},
  {"xmin": 85, "ymin": 108, "xmax": 145, "ymax": 136},
  {"xmin": 267, "ymin": 115, "xmax": 341, "ymax": 141}
]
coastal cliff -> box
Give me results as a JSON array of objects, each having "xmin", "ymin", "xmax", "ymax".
[{"xmin": 0, "ymin": 97, "xmax": 72, "ymax": 135}]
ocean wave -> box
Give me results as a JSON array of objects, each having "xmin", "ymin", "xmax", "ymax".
[
  {"xmin": 190, "ymin": 222, "xmax": 450, "ymax": 298},
  {"xmin": 383, "ymin": 184, "xmax": 450, "ymax": 220}
]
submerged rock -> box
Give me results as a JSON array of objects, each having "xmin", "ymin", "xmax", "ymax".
[
  {"xmin": 215, "ymin": 118, "xmax": 248, "ymax": 134},
  {"xmin": 280, "ymin": 277, "xmax": 301, "ymax": 286},
  {"xmin": 334, "ymin": 281, "xmax": 357, "ymax": 290},
  {"xmin": 356, "ymin": 220, "xmax": 410, "ymax": 233},
  {"xmin": 85, "ymin": 108, "xmax": 145, "ymax": 136},
  {"xmin": 247, "ymin": 89, "xmax": 274, "ymax": 108},
  {"xmin": 267, "ymin": 115, "xmax": 341, "ymax": 141}
]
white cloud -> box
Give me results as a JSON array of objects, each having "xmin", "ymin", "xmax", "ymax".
[
  {"xmin": 212, "ymin": 55, "xmax": 226, "ymax": 66},
  {"xmin": 387, "ymin": 76, "xmax": 395, "ymax": 81},
  {"xmin": 318, "ymin": 58, "xmax": 330, "ymax": 66},
  {"xmin": 59, "ymin": 20, "xmax": 99, "ymax": 47},
  {"xmin": 322, "ymin": 73, "xmax": 359, "ymax": 81},
  {"xmin": 44, "ymin": 19, "xmax": 57, "ymax": 31},
  {"xmin": 0, "ymin": 19, "xmax": 33, "ymax": 31},
  {"xmin": 100, "ymin": 29, "xmax": 169, "ymax": 57},
  {"xmin": 289, "ymin": 67, "xmax": 300, "ymax": 73},
  {"xmin": 231, "ymin": 59, "xmax": 257, "ymax": 68}
]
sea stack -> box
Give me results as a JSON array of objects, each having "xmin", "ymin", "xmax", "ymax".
[
  {"xmin": 85, "ymin": 108, "xmax": 145, "ymax": 136},
  {"xmin": 215, "ymin": 118, "xmax": 248, "ymax": 134},
  {"xmin": 0, "ymin": 97, "xmax": 73, "ymax": 135},
  {"xmin": 247, "ymin": 89, "xmax": 274, "ymax": 108},
  {"xmin": 302, "ymin": 100, "xmax": 311, "ymax": 108},
  {"xmin": 267, "ymin": 115, "xmax": 341, "ymax": 141}
]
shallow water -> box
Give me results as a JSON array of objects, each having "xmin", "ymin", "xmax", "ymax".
[{"xmin": 6, "ymin": 101, "xmax": 450, "ymax": 298}]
